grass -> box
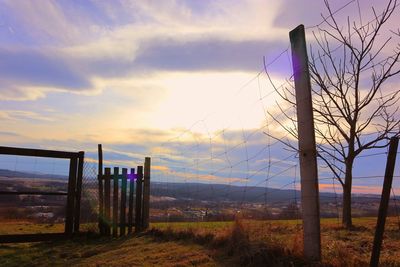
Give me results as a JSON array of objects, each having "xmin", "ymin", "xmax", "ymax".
[
  {"xmin": 1, "ymin": 217, "xmax": 400, "ymax": 266},
  {"xmin": 0, "ymin": 235, "xmax": 216, "ymax": 266},
  {"xmin": 0, "ymin": 221, "xmax": 64, "ymax": 235}
]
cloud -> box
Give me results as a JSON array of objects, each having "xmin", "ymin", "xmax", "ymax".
[
  {"xmin": 0, "ymin": 110, "xmax": 55, "ymax": 122},
  {"xmin": 0, "ymin": 0, "xmax": 85, "ymax": 45},
  {"xmin": 0, "ymin": 47, "xmax": 94, "ymax": 101},
  {"xmin": 0, "ymin": 48, "xmax": 90, "ymax": 89},
  {"xmin": 132, "ymin": 38, "xmax": 286, "ymax": 72},
  {"xmin": 0, "ymin": 83, "xmax": 47, "ymax": 101},
  {"xmin": 0, "ymin": 131, "xmax": 21, "ymax": 137},
  {"xmin": 0, "ymin": 0, "xmax": 393, "ymax": 194},
  {"xmin": 272, "ymin": 0, "xmax": 374, "ymax": 29},
  {"xmin": 0, "ymin": 0, "xmax": 291, "ymax": 101},
  {"xmin": 319, "ymin": 183, "xmax": 383, "ymax": 194},
  {"xmin": 153, "ymin": 163, "xmax": 248, "ymax": 184},
  {"xmin": 67, "ymin": 37, "xmax": 289, "ymax": 79}
]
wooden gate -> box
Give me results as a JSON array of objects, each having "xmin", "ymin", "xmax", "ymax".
[
  {"xmin": 0, "ymin": 146, "xmax": 84, "ymax": 243},
  {"xmin": 97, "ymin": 145, "xmax": 151, "ymax": 237}
]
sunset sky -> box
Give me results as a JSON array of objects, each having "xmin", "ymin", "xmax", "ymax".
[{"xmin": 0, "ymin": 0, "xmax": 399, "ymax": 195}]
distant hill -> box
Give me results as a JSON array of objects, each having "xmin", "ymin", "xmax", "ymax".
[
  {"xmin": 150, "ymin": 182, "xmax": 380, "ymax": 204},
  {"xmin": 0, "ymin": 169, "xmax": 381, "ymax": 203},
  {"xmin": 0, "ymin": 169, "xmax": 68, "ymax": 180}
]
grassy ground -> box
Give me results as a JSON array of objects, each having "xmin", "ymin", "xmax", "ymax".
[
  {"xmin": 0, "ymin": 221, "xmax": 64, "ymax": 235},
  {"xmin": 0, "ymin": 235, "xmax": 217, "ymax": 266},
  {"xmin": 0, "ymin": 217, "xmax": 400, "ymax": 266}
]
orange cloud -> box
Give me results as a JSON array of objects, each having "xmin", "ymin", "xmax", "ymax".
[
  {"xmin": 319, "ymin": 183, "xmax": 383, "ymax": 194},
  {"xmin": 153, "ymin": 164, "xmax": 247, "ymax": 184}
]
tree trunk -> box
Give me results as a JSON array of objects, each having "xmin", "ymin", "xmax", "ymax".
[{"xmin": 342, "ymin": 158, "xmax": 354, "ymax": 229}]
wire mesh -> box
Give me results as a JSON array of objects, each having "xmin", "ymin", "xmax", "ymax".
[
  {"xmin": 144, "ymin": 1, "xmax": 400, "ymax": 264},
  {"xmin": 79, "ymin": 161, "xmax": 99, "ymax": 233}
]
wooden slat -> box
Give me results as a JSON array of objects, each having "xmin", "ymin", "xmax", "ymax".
[
  {"xmin": 98, "ymin": 174, "xmax": 133, "ymax": 180},
  {"xmin": 104, "ymin": 168, "xmax": 111, "ymax": 236},
  {"xmin": 120, "ymin": 168, "xmax": 127, "ymax": 236},
  {"xmin": 112, "ymin": 167, "xmax": 119, "ymax": 238},
  {"xmin": 73, "ymin": 151, "xmax": 84, "ymax": 233},
  {"xmin": 0, "ymin": 146, "xmax": 79, "ymax": 159},
  {"xmin": 98, "ymin": 144, "xmax": 104, "ymax": 235},
  {"xmin": 65, "ymin": 157, "xmax": 78, "ymax": 236},
  {"xmin": 128, "ymin": 168, "xmax": 135, "ymax": 234},
  {"xmin": 98, "ymin": 175, "xmax": 105, "ymax": 235},
  {"xmin": 142, "ymin": 157, "xmax": 151, "ymax": 229},
  {"xmin": 135, "ymin": 166, "xmax": 143, "ymax": 233}
]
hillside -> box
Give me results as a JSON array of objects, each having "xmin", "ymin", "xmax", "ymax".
[
  {"xmin": 0, "ymin": 169, "xmax": 383, "ymax": 204},
  {"xmin": 1, "ymin": 218, "xmax": 399, "ymax": 266},
  {"xmin": 150, "ymin": 182, "xmax": 382, "ymax": 204},
  {"xmin": 0, "ymin": 169, "xmax": 67, "ymax": 180}
]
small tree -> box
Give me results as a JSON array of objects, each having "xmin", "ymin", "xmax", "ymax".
[{"xmin": 268, "ymin": 0, "xmax": 400, "ymax": 228}]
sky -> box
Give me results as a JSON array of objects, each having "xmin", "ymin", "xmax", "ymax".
[{"xmin": 0, "ymin": 0, "xmax": 399, "ymax": 195}]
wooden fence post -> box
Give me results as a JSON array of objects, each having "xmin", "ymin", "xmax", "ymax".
[
  {"xmin": 98, "ymin": 144, "xmax": 104, "ymax": 235},
  {"xmin": 113, "ymin": 167, "xmax": 119, "ymax": 238},
  {"xmin": 290, "ymin": 24, "xmax": 321, "ymax": 261},
  {"xmin": 142, "ymin": 157, "xmax": 151, "ymax": 229},
  {"xmin": 135, "ymin": 166, "xmax": 143, "ymax": 233},
  {"xmin": 104, "ymin": 167, "xmax": 111, "ymax": 236},
  {"xmin": 73, "ymin": 151, "xmax": 84, "ymax": 233},
  {"xmin": 128, "ymin": 168, "xmax": 135, "ymax": 234},
  {"xmin": 370, "ymin": 137, "xmax": 399, "ymax": 267},
  {"xmin": 120, "ymin": 168, "xmax": 128, "ymax": 236},
  {"xmin": 65, "ymin": 157, "xmax": 78, "ymax": 236}
]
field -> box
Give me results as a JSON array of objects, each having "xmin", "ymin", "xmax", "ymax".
[{"xmin": 1, "ymin": 217, "xmax": 400, "ymax": 266}]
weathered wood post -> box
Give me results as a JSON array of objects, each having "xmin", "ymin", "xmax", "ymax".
[
  {"xmin": 135, "ymin": 166, "xmax": 143, "ymax": 233},
  {"xmin": 113, "ymin": 167, "xmax": 119, "ymax": 238},
  {"xmin": 65, "ymin": 157, "xmax": 78, "ymax": 236},
  {"xmin": 120, "ymin": 168, "xmax": 128, "ymax": 236},
  {"xmin": 104, "ymin": 167, "xmax": 111, "ymax": 236},
  {"xmin": 128, "ymin": 168, "xmax": 135, "ymax": 234},
  {"xmin": 73, "ymin": 151, "xmax": 85, "ymax": 233},
  {"xmin": 98, "ymin": 144, "xmax": 104, "ymax": 234},
  {"xmin": 290, "ymin": 24, "xmax": 321, "ymax": 261},
  {"xmin": 142, "ymin": 157, "xmax": 151, "ymax": 229},
  {"xmin": 370, "ymin": 137, "xmax": 399, "ymax": 267}
]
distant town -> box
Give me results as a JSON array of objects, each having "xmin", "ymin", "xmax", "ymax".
[{"xmin": 0, "ymin": 170, "xmax": 394, "ymax": 225}]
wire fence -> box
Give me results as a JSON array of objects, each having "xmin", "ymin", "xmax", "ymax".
[
  {"xmin": 79, "ymin": 162, "xmax": 99, "ymax": 233},
  {"xmin": 143, "ymin": 2, "xmax": 400, "ymax": 263},
  {"xmin": 67, "ymin": 0, "xmax": 400, "ymax": 236},
  {"xmin": 0, "ymin": 2, "xmax": 399, "ymax": 264}
]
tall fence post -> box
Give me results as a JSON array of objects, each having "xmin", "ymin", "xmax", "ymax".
[
  {"xmin": 74, "ymin": 151, "xmax": 84, "ymax": 233},
  {"xmin": 142, "ymin": 157, "xmax": 151, "ymax": 229},
  {"xmin": 65, "ymin": 157, "xmax": 78, "ymax": 236},
  {"xmin": 98, "ymin": 144, "xmax": 104, "ymax": 235},
  {"xmin": 289, "ymin": 24, "xmax": 321, "ymax": 261},
  {"xmin": 104, "ymin": 167, "xmax": 111, "ymax": 236},
  {"xmin": 370, "ymin": 137, "xmax": 399, "ymax": 267},
  {"xmin": 135, "ymin": 166, "xmax": 143, "ymax": 233},
  {"xmin": 128, "ymin": 168, "xmax": 135, "ymax": 234}
]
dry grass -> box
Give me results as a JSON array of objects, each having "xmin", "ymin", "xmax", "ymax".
[
  {"xmin": 1, "ymin": 217, "xmax": 400, "ymax": 266},
  {"xmin": 0, "ymin": 234, "xmax": 217, "ymax": 267},
  {"xmin": 147, "ymin": 217, "xmax": 400, "ymax": 266},
  {"xmin": 0, "ymin": 220, "xmax": 64, "ymax": 235},
  {"xmin": 147, "ymin": 218, "xmax": 309, "ymax": 266}
]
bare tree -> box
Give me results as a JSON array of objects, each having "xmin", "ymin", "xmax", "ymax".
[{"xmin": 267, "ymin": 0, "xmax": 400, "ymax": 229}]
